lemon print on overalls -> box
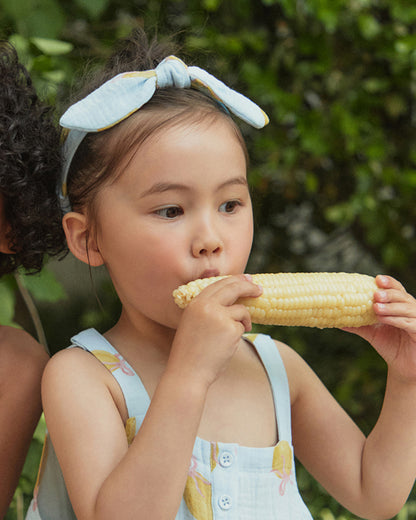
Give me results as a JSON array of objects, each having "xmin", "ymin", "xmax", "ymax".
[
  {"xmin": 92, "ymin": 350, "xmax": 134, "ymax": 375},
  {"xmin": 271, "ymin": 440, "xmax": 293, "ymax": 495},
  {"xmin": 184, "ymin": 455, "xmax": 213, "ymax": 520},
  {"xmin": 244, "ymin": 333, "xmax": 258, "ymax": 343},
  {"xmin": 210, "ymin": 442, "xmax": 219, "ymax": 471},
  {"xmin": 125, "ymin": 417, "xmax": 136, "ymax": 445}
]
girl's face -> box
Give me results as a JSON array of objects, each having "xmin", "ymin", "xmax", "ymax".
[{"xmin": 92, "ymin": 117, "xmax": 253, "ymax": 330}]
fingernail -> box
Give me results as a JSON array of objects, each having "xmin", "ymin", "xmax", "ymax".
[
  {"xmin": 244, "ymin": 274, "xmax": 253, "ymax": 282},
  {"xmin": 378, "ymin": 290, "xmax": 387, "ymax": 301}
]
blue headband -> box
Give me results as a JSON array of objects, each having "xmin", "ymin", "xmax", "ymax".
[{"xmin": 59, "ymin": 55, "xmax": 269, "ymax": 212}]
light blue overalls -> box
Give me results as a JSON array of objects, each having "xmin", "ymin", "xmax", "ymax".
[{"xmin": 26, "ymin": 328, "xmax": 313, "ymax": 520}]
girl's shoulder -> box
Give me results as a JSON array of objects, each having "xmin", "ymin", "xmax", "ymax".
[
  {"xmin": 43, "ymin": 343, "xmax": 129, "ymax": 423},
  {"xmin": 268, "ymin": 337, "xmax": 319, "ymax": 406},
  {"xmin": 44, "ymin": 345, "xmax": 110, "ymax": 387}
]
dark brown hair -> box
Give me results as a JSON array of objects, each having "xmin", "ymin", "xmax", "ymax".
[
  {"xmin": 65, "ymin": 28, "xmax": 248, "ymax": 224},
  {"xmin": 0, "ymin": 41, "xmax": 66, "ymax": 275}
]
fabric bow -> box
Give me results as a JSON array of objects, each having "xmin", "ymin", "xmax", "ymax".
[{"xmin": 59, "ymin": 55, "xmax": 269, "ymax": 212}]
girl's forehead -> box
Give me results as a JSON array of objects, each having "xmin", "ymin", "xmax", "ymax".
[
  {"xmin": 141, "ymin": 115, "xmax": 240, "ymax": 145},
  {"xmin": 112, "ymin": 106, "xmax": 247, "ymax": 159},
  {"xmin": 111, "ymin": 118, "xmax": 248, "ymax": 191},
  {"xmin": 133, "ymin": 117, "xmax": 245, "ymax": 161}
]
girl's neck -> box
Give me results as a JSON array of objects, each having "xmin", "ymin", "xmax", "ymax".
[{"xmin": 104, "ymin": 307, "xmax": 176, "ymax": 363}]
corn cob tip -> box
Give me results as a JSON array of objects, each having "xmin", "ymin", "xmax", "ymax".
[{"xmin": 173, "ymin": 275, "xmax": 226, "ymax": 309}]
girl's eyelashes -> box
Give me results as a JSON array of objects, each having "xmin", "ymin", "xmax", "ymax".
[
  {"xmin": 219, "ymin": 200, "xmax": 242, "ymax": 213},
  {"xmin": 154, "ymin": 206, "xmax": 184, "ymax": 219},
  {"xmin": 154, "ymin": 200, "xmax": 242, "ymax": 218}
]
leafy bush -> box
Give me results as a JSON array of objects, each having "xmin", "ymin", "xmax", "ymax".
[{"xmin": 1, "ymin": 0, "xmax": 415, "ymax": 517}]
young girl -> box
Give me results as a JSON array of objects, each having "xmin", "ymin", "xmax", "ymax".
[
  {"xmin": 29, "ymin": 29, "xmax": 416, "ymax": 520},
  {"xmin": 0, "ymin": 41, "xmax": 65, "ymax": 516}
]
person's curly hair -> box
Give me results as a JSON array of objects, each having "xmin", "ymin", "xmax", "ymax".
[{"xmin": 0, "ymin": 41, "xmax": 66, "ymax": 276}]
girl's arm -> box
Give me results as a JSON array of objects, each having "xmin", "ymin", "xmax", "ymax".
[
  {"xmin": 0, "ymin": 327, "xmax": 47, "ymax": 517},
  {"xmin": 287, "ymin": 275, "xmax": 416, "ymax": 519},
  {"xmin": 42, "ymin": 275, "xmax": 262, "ymax": 520}
]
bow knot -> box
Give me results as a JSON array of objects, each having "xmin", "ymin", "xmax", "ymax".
[{"xmin": 156, "ymin": 56, "xmax": 191, "ymax": 88}]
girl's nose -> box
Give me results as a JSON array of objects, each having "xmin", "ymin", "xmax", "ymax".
[{"xmin": 191, "ymin": 229, "xmax": 223, "ymax": 258}]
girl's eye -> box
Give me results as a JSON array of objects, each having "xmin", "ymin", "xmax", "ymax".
[
  {"xmin": 219, "ymin": 200, "xmax": 241, "ymax": 213},
  {"xmin": 156, "ymin": 206, "xmax": 184, "ymax": 219}
]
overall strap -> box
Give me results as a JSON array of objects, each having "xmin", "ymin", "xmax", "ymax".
[
  {"xmin": 246, "ymin": 333, "xmax": 292, "ymax": 443},
  {"xmin": 70, "ymin": 328, "xmax": 151, "ymax": 419}
]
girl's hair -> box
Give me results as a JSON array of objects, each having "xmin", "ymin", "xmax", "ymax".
[
  {"xmin": 65, "ymin": 28, "xmax": 248, "ymax": 224},
  {"xmin": 0, "ymin": 41, "xmax": 66, "ymax": 275}
]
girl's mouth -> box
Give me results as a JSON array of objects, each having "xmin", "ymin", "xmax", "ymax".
[{"xmin": 199, "ymin": 269, "xmax": 220, "ymax": 279}]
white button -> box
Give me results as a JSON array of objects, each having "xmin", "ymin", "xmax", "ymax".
[
  {"xmin": 218, "ymin": 494, "xmax": 232, "ymax": 511},
  {"xmin": 219, "ymin": 451, "xmax": 234, "ymax": 468}
]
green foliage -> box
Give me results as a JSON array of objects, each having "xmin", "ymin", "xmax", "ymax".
[
  {"xmin": 0, "ymin": 276, "xmax": 16, "ymax": 326},
  {"xmin": 73, "ymin": 0, "xmax": 110, "ymax": 20},
  {"xmin": 0, "ymin": 0, "xmax": 65, "ymax": 39},
  {"xmin": 2, "ymin": 0, "xmax": 416, "ymax": 517},
  {"xmin": 20, "ymin": 269, "xmax": 66, "ymax": 303}
]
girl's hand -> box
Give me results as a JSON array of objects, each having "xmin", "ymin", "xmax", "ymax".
[
  {"xmin": 344, "ymin": 275, "xmax": 416, "ymax": 383},
  {"xmin": 168, "ymin": 274, "xmax": 263, "ymax": 389}
]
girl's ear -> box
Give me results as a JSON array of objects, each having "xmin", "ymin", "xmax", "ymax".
[{"xmin": 62, "ymin": 212, "xmax": 104, "ymax": 267}]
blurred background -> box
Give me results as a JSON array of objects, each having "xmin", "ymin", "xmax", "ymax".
[{"xmin": 1, "ymin": 0, "xmax": 415, "ymax": 518}]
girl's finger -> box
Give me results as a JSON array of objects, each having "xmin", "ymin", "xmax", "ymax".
[
  {"xmin": 374, "ymin": 315, "xmax": 416, "ymax": 335},
  {"xmin": 375, "ymin": 301, "xmax": 416, "ymax": 318},
  {"xmin": 196, "ymin": 275, "xmax": 262, "ymax": 306},
  {"xmin": 228, "ymin": 303, "xmax": 253, "ymax": 332},
  {"xmin": 374, "ymin": 288, "xmax": 415, "ymax": 305},
  {"xmin": 376, "ymin": 274, "xmax": 406, "ymax": 292}
]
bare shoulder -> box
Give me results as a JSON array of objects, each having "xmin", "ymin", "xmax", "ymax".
[
  {"xmin": 273, "ymin": 338, "xmax": 308, "ymax": 369},
  {"xmin": 42, "ymin": 347, "xmax": 107, "ymax": 419},
  {"xmin": 0, "ymin": 326, "xmax": 48, "ymax": 389},
  {"xmin": 271, "ymin": 338, "xmax": 319, "ymax": 405},
  {"xmin": 43, "ymin": 346, "xmax": 107, "ymax": 389},
  {"xmin": 42, "ymin": 345, "xmax": 128, "ymax": 423},
  {"xmin": 0, "ymin": 325, "xmax": 47, "ymax": 362}
]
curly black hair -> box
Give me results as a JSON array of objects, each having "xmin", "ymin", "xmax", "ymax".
[{"xmin": 0, "ymin": 41, "xmax": 66, "ymax": 276}]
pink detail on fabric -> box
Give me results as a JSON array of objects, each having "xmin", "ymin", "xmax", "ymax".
[
  {"xmin": 270, "ymin": 455, "xmax": 293, "ymax": 496},
  {"xmin": 116, "ymin": 354, "xmax": 135, "ymax": 375},
  {"xmin": 104, "ymin": 354, "xmax": 134, "ymax": 375},
  {"xmin": 32, "ymin": 490, "xmax": 38, "ymax": 511},
  {"xmin": 188, "ymin": 456, "xmax": 211, "ymax": 497}
]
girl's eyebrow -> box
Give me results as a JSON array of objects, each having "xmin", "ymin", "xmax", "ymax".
[
  {"xmin": 140, "ymin": 176, "xmax": 248, "ymax": 198},
  {"xmin": 217, "ymin": 176, "xmax": 248, "ymax": 190},
  {"xmin": 140, "ymin": 182, "xmax": 190, "ymax": 198}
]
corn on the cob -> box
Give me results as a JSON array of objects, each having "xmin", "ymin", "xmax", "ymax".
[{"xmin": 172, "ymin": 272, "xmax": 378, "ymax": 329}]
